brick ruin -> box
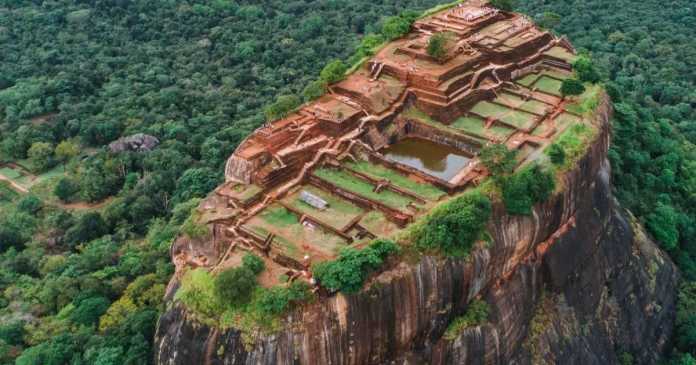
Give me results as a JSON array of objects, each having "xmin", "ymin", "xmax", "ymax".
[{"xmin": 173, "ymin": 0, "xmax": 586, "ymax": 286}]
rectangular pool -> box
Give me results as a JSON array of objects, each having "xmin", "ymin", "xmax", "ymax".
[{"xmin": 381, "ymin": 138, "xmax": 471, "ymax": 181}]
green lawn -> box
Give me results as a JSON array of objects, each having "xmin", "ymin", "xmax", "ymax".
[
  {"xmin": 283, "ymin": 185, "xmax": 364, "ymax": 229},
  {"xmin": 314, "ymin": 167, "xmax": 415, "ymax": 210},
  {"xmin": 498, "ymin": 110, "xmax": 537, "ymax": 130},
  {"xmin": 564, "ymin": 84, "xmax": 601, "ymax": 115},
  {"xmin": 345, "ymin": 160, "xmax": 446, "ymax": 201},
  {"xmin": 471, "ymin": 101, "xmax": 512, "ymax": 118},
  {"xmin": 358, "ymin": 210, "xmax": 399, "ymax": 237},
  {"xmin": 533, "ymin": 76, "xmax": 563, "ymax": 96},
  {"xmin": 518, "ymin": 99, "xmax": 551, "ymax": 115},
  {"xmin": 451, "ymin": 116, "xmax": 516, "ymax": 141},
  {"xmin": 544, "ymin": 46, "xmax": 578, "ymax": 62},
  {"xmin": 0, "ymin": 167, "xmax": 22, "ymax": 180},
  {"xmin": 516, "ymin": 73, "xmax": 538, "ymax": 87}
]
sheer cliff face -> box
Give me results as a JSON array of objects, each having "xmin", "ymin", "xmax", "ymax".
[{"xmin": 155, "ymin": 96, "xmax": 679, "ymax": 365}]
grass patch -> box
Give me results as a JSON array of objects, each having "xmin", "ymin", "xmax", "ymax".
[
  {"xmin": 451, "ymin": 116, "xmax": 516, "ymax": 141},
  {"xmin": 258, "ymin": 205, "xmax": 298, "ymax": 227},
  {"xmin": 345, "ymin": 160, "xmax": 446, "ymax": 201},
  {"xmin": 533, "ymin": 76, "xmax": 563, "ymax": 96},
  {"xmin": 516, "ymin": 73, "xmax": 538, "ymax": 87},
  {"xmin": 471, "ymin": 101, "xmax": 512, "ymax": 118},
  {"xmin": 0, "ymin": 167, "xmax": 22, "ymax": 180},
  {"xmin": 314, "ymin": 167, "xmax": 415, "ymax": 209},
  {"xmin": 285, "ymin": 185, "xmax": 364, "ymax": 229},
  {"xmin": 444, "ymin": 299, "xmax": 490, "ymax": 340},
  {"xmin": 564, "ymin": 84, "xmax": 601, "ymax": 115},
  {"xmin": 498, "ymin": 110, "xmax": 537, "ymax": 130},
  {"xmin": 547, "ymin": 123, "xmax": 594, "ymax": 170}
]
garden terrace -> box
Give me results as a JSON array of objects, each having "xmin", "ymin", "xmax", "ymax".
[{"xmin": 176, "ymin": 0, "xmax": 596, "ymax": 287}]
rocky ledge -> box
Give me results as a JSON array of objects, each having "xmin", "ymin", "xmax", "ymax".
[{"xmin": 154, "ymin": 96, "xmax": 679, "ymax": 364}]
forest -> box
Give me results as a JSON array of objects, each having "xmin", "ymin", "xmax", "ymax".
[{"xmin": 0, "ymin": 0, "xmax": 694, "ymax": 364}]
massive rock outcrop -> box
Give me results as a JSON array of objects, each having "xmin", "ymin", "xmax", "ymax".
[{"xmin": 155, "ymin": 97, "xmax": 679, "ymax": 364}]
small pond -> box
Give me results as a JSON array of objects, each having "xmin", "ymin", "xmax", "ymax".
[{"xmin": 381, "ymin": 138, "xmax": 471, "ymax": 181}]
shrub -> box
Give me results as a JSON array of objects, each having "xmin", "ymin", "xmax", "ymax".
[
  {"xmin": 313, "ymin": 239, "xmax": 399, "ymax": 293},
  {"xmin": 214, "ymin": 266, "xmax": 257, "ymax": 307},
  {"xmin": 302, "ymin": 79, "xmax": 327, "ymax": 102},
  {"xmin": 54, "ymin": 177, "xmax": 79, "ymax": 202},
  {"xmin": 381, "ymin": 16, "xmax": 411, "ymax": 40},
  {"xmin": 547, "ymin": 143, "xmax": 566, "ymax": 165},
  {"xmin": 252, "ymin": 281, "xmax": 312, "ymax": 316},
  {"xmin": 427, "ymin": 33, "xmax": 448, "ymax": 60},
  {"xmin": 17, "ymin": 195, "xmax": 42, "ymax": 215},
  {"xmin": 561, "ymin": 78, "xmax": 585, "ymax": 97},
  {"xmin": 319, "ymin": 59, "xmax": 348, "ymax": 84},
  {"xmin": 264, "ymin": 94, "xmax": 301, "ymax": 121},
  {"xmin": 646, "ymin": 202, "xmax": 679, "ymax": 251},
  {"xmin": 242, "ymin": 253, "xmax": 265, "ymax": 275},
  {"xmin": 413, "ymin": 191, "xmax": 491, "ymax": 255},
  {"xmin": 175, "ymin": 268, "xmax": 222, "ymax": 320},
  {"xmin": 489, "ymin": 0, "xmax": 516, "ymax": 11},
  {"xmin": 573, "ymin": 56, "xmax": 601, "ymax": 83},
  {"xmin": 444, "ymin": 299, "xmax": 490, "ymax": 340},
  {"xmin": 502, "ymin": 165, "xmax": 555, "ymax": 215}
]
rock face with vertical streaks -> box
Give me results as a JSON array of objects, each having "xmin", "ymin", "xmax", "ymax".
[{"xmin": 154, "ymin": 95, "xmax": 679, "ymax": 364}]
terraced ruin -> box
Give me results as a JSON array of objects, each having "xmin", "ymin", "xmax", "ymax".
[{"xmin": 174, "ymin": 0, "xmax": 595, "ymax": 286}]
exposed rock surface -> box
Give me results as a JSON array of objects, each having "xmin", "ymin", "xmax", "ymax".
[
  {"xmin": 108, "ymin": 133, "xmax": 159, "ymax": 153},
  {"xmin": 154, "ymin": 97, "xmax": 679, "ymax": 364}
]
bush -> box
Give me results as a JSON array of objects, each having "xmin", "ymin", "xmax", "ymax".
[
  {"xmin": 313, "ymin": 239, "xmax": 399, "ymax": 293},
  {"xmin": 302, "ymin": 79, "xmax": 327, "ymax": 102},
  {"xmin": 252, "ymin": 281, "xmax": 312, "ymax": 316},
  {"xmin": 427, "ymin": 33, "xmax": 448, "ymax": 60},
  {"xmin": 17, "ymin": 195, "xmax": 42, "ymax": 215},
  {"xmin": 573, "ymin": 56, "xmax": 601, "ymax": 83},
  {"xmin": 54, "ymin": 177, "xmax": 79, "ymax": 202},
  {"xmin": 561, "ymin": 78, "xmax": 585, "ymax": 97},
  {"xmin": 547, "ymin": 143, "xmax": 566, "ymax": 165},
  {"xmin": 175, "ymin": 268, "xmax": 222, "ymax": 319},
  {"xmin": 413, "ymin": 191, "xmax": 491, "ymax": 255},
  {"xmin": 319, "ymin": 59, "xmax": 348, "ymax": 84},
  {"xmin": 214, "ymin": 266, "xmax": 257, "ymax": 306},
  {"xmin": 502, "ymin": 165, "xmax": 555, "ymax": 215},
  {"xmin": 444, "ymin": 299, "xmax": 490, "ymax": 339},
  {"xmin": 381, "ymin": 15, "xmax": 412, "ymax": 40},
  {"xmin": 489, "ymin": 0, "xmax": 516, "ymax": 11},
  {"xmin": 242, "ymin": 253, "xmax": 265, "ymax": 274},
  {"xmin": 264, "ymin": 94, "xmax": 301, "ymax": 121}
]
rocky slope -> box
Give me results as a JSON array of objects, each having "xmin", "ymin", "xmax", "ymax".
[{"xmin": 154, "ymin": 96, "xmax": 680, "ymax": 364}]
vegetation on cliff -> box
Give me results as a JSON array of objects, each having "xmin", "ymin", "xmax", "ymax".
[{"xmin": 443, "ymin": 299, "xmax": 490, "ymax": 340}]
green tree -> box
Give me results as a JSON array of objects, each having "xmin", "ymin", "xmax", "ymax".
[
  {"xmin": 302, "ymin": 80, "xmax": 327, "ymax": 102},
  {"xmin": 242, "ymin": 253, "xmax": 265, "ymax": 275},
  {"xmin": 560, "ymin": 78, "xmax": 585, "ymax": 98},
  {"xmin": 489, "ymin": 0, "xmax": 516, "ymax": 11},
  {"xmin": 214, "ymin": 266, "xmax": 257, "ymax": 306},
  {"xmin": 313, "ymin": 239, "xmax": 398, "ymax": 293},
  {"xmin": 27, "ymin": 141, "xmax": 54, "ymax": 172},
  {"xmin": 502, "ymin": 165, "xmax": 555, "ymax": 215},
  {"xmin": 319, "ymin": 59, "xmax": 348, "ymax": 84},
  {"xmin": 54, "ymin": 177, "xmax": 79, "ymax": 202},
  {"xmin": 539, "ymin": 11, "xmax": 561, "ymax": 29},
  {"xmin": 381, "ymin": 15, "xmax": 412, "ymax": 40},
  {"xmin": 647, "ymin": 203, "xmax": 679, "ymax": 251},
  {"xmin": 264, "ymin": 94, "xmax": 302, "ymax": 121},
  {"xmin": 573, "ymin": 56, "xmax": 601, "ymax": 83},
  {"xmin": 54, "ymin": 140, "xmax": 80, "ymax": 170},
  {"xmin": 413, "ymin": 192, "xmax": 491, "ymax": 254},
  {"xmin": 427, "ymin": 33, "xmax": 448, "ymax": 60}
]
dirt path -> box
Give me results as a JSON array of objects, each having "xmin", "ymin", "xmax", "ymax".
[{"xmin": 0, "ymin": 173, "xmax": 29, "ymax": 193}]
